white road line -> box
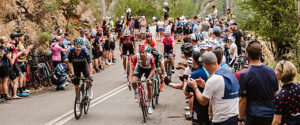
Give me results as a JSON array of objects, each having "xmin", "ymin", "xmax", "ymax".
[
  {"xmin": 56, "ymin": 86, "xmax": 128, "ymax": 125},
  {"xmin": 45, "ymin": 84, "xmax": 128, "ymax": 125}
]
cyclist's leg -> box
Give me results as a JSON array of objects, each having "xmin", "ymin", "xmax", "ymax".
[
  {"xmin": 122, "ymin": 46, "xmax": 128, "ymax": 71},
  {"xmin": 169, "ymin": 53, "xmax": 175, "ymax": 67},
  {"xmin": 73, "ymin": 64, "xmax": 81, "ymax": 97},
  {"xmin": 144, "ymin": 69, "xmax": 153, "ymax": 100},
  {"xmin": 132, "ymin": 66, "xmax": 142, "ymax": 91}
]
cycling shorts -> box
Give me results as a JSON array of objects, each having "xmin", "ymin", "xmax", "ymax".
[
  {"xmin": 122, "ymin": 45, "xmax": 134, "ymax": 56},
  {"xmin": 104, "ymin": 41, "xmax": 111, "ymax": 51},
  {"xmin": 72, "ymin": 62, "xmax": 90, "ymax": 85},
  {"xmin": 92, "ymin": 48, "xmax": 100, "ymax": 59},
  {"xmin": 164, "ymin": 49, "xmax": 174, "ymax": 58},
  {"xmin": 110, "ymin": 42, "xmax": 115, "ymax": 50},
  {"xmin": 0, "ymin": 66, "xmax": 10, "ymax": 78},
  {"xmin": 133, "ymin": 65, "xmax": 151, "ymax": 79},
  {"xmin": 18, "ymin": 62, "xmax": 27, "ymax": 73}
]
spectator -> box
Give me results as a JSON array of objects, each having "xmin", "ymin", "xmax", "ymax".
[
  {"xmin": 51, "ymin": 36, "xmax": 67, "ymax": 68},
  {"xmin": 129, "ymin": 18, "xmax": 135, "ymax": 36},
  {"xmin": 231, "ymin": 23, "xmax": 243, "ymax": 55},
  {"xmin": 134, "ymin": 15, "xmax": 140, "ymax": 41},
  {"xmin": 163, "ymin": 2, "xmax": 169, "ymax": 20},
  {"xmin": 238, "ymin": 41, "xmax": 279, "ymax": 125},
  {"xmin": 211, "ymin": 5, "xmax": 218, "ymax": 22},
  {"xmin": 272, "ymin": 61, "xmax": 300, "ymax": 125},
  {"xmin": 140, "ymin": 16, "xmax": 147, "ymax": 40},
  {"xmin": 184, "ymin": 50, "xmax": 210, "ymax": 125},
  {"xmin": 187, "ymin": 52, "xmax": 240, "ymax": 125},
  {"xmin": 201, "ymin": 18, "xmax": 210, "ymax": 32}
]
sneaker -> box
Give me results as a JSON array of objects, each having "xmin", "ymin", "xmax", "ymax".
[
  {"xmin": 171, "ymin": 69, "xmax": 175, "ymax": 74},
  {"xmin": 12, "ymin": 96, "xmax": 22, "ymax": 99},
  {"xmin": 134, "ymin": 92, "xmax": 139, "ymax": 103},
  {"xmin": 160, "ymin": 83, "xmax": 164, "ymax": 92},
  {"xmin": 17, "ymin": 93, "xmax": 29, "ymax": 97},
  {"xmin": 184, "ymin": 106, "xmax": 190, "ymax": 110},
  {"xmin": 182, "ymin": 111, "xmax": 191, "ymax": 116},
  {"xmin": 23, "ymin": 89, "xmax": 30, "ymax": 93},
  {"xmin": 4, "ymin": 96, "xmax": 12, "ymax": 100},
  {"xmin": 124, "ymin": 72, "xmax": 128, "ymax": 78},
  {"xmin": 148, "ymin": 106, "xmax": 153, "ymax": 114},
  {"xmin": 88, "ymin": 88, "xmax": 93, "ymax": 100},
  {"xmin": 0, "ymin": 98, "xmax": 4, "ymax": 103}
]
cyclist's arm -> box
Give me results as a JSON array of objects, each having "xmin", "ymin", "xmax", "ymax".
[
  {"xmin": 88, "ymin": 62, "xmax": 93, "ymax": 77},
  {"xmin": 119, "ymin": 39, "xmax": 123, "ymax": 52},
  {"xmin": 172, "ymin": 38, "xmax": 175, "ymax": 54},
  {"xmin": 147, "ymin": 56, "xmax": 156, "ymax": 79},
  {"xmin": 160, "ymin": 41, "xmax": 164, "ymax": 54},
  {"xmin": 129, "ymin": 55, "xmax": 137, "ymax": 82},
  {"xmin": 68, "ymin": 62, "xmax": 74, "ymax": 75}
]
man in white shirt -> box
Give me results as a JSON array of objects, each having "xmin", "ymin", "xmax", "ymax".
[
  {"xmin": 187, "ymin": 52, "xmax": 240, "ymax": 125},
  {"xmin": 229, "ymin": 36, "xmax": 238, "ymax": 67}
]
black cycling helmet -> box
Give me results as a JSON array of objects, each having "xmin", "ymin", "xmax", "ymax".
[
  {"xmin": 10, "ymin": 32, "xmax": 23, "ymax": 39},
  {"xmin": 73, "ymin": 37, "xmax": 83, "ymax": 46},
  {"xmin": 151, "ymin": 49, "xmax": 160, "ymax": 57},
  {"xmin": 181, "ymin": 42, "xmax": 193, "ymax": 57},
  {"xmin": 192, "ymin": 50, "xmax": 203, "ymax": 66}
]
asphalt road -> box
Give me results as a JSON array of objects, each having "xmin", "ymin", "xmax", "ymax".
[{"xmin": 0, "ymin": 40, "xmax": 190, "ymax": 125}]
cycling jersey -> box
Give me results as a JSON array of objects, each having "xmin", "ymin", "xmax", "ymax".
[
  {"xmin": 0, "ymin": 46, "xmax": 9, "ymax": 67},
  {"xmin": 68, "ymin": 47, "xmax": 91, "ymax": 64},
  {"xmin": 142, "ymin": 39, "xmax": 157, "ymax": 49},
  {"xmin": 132, "ymin": 53, "xmax": 155, "ymax": 69},
  {"xmin": 120, "ymin": 35, "xmax": 134, "ymax": 46},
  {"xmin": 52, "ymin": 63, "xmax": 70, "ymax": 86},
  {"xmin": 161, "ymin": 37, "xmax": 175, "ymax": 56}
]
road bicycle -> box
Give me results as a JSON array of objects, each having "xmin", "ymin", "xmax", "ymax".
[
  {"xmin": 128, "ymin": 80, "xmax": 149, "ymax": 123},
  {"xmin": 74, "ymin": 77, "xmax": 91, "ymax": 120},
  {"xmin": 152, "ymin": 70, "xmax": 160, "ymax": 109},
  {"xmin": 165, "ymin": 55, "xmax": 173, "ymax": 82}
]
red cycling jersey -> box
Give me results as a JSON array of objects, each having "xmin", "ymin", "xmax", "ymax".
[
  {"xmin": 142, "ymin": 39, "xmax": 157, "ymax": 49},
  {"xmin": 132, "ymin": 53, "xmax": 155, "ymax": 69},
  {"xmin": 120, "ymin": 35, "xmax": 134, "ymax": 46},
  {"xmin": 161, "ymin": 37, "xmax": 175, "ymax": 48}
]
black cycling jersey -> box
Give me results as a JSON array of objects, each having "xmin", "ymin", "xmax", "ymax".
[{"xmin": 68, "ymin": 47, "xmax": 91, "ymax": 64}]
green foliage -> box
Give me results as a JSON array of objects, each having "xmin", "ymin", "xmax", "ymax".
[
  {"xmin": 168, "ymin": 0, "xmax": 199, "ymax": 19},
  {"xmin": 235, "ymin": 0, "xmax": 300, "ymax": 59},
  {"xmin": 37, "ymin": 28, "xmax": 51, "ymax": 45}
]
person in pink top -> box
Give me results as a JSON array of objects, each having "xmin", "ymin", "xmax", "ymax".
[
  {"xmin": 161, "ymin": 32, "xmax": 175, "ymax": 73},
  {"xmin": 51, "ymin": 36, "xmax": 67, "ymax": 68}
]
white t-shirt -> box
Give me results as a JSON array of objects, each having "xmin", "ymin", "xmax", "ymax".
[
  {"xmin": 165, "ymin": 25, "xmax": 171, "ymax": 34},
  {"xmin": 229, "ymin": 43, "xmax": 238, "ymax": 60},
  {"xmin": 213, "ymin": 9, "xmax": 218, "ymax": 18},
  {"xmin": 184, "ymin": 67, "xmax": 192, "ymax": 75},
  {"xmin": 157, "ymin": 21, "xmax": 165, "ymax": 28},
  {"xmin": 203, "ymin": 74, "xmax": 239, "ymax": 123}
]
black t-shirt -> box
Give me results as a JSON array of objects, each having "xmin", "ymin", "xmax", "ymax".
[
  {"xmin": 134, "ymin": 19, "xmax": 139, "ymax": 29},
  {"xmin": 233, "ymin": 29, "xmax": 243, "ymax": 44},
  {"xmin": 163, "ymin": 6, "xmax": 169, "ymax": 16}
]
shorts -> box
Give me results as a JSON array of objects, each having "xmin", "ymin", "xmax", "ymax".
[
  {"xmin": 72, "ymin": 62, "xmax": 90, "ymax": 85},
  {"xmin": 9, "ymin": 63, "xmax": 22, "ymax": 80},
  {"xmin": 184, "ymin": 29, "xmax": 190, "ymax": 35},
  {"xmin": 156, "ymin": 26, "xmax": 159, "ymax": 32},
  {"xmin": 192, "ymin": 106, "xmax": 210, "ymax": 125},
  {"xmin": 51, "ymin": 74, "xmax": 68, "ymax": 86},
  {"xmin": 92, "ymin": 49, "xmax": 100, "ymax": 59},
  {"xmin": 0, "ymin": 66, "xmax": 10, "ymax": 78},
  {"xmin": 134, "ymin": 29, "xmax": 139, "ymax": 35},
  {"xmin": 110, "ymin": 42, "xmax": 115, "ymax": 50},
  {"xmin": 158, "ymin": 28, "xmax": 165, "ymax": 32},
  {"xmin": 176, "ymin": 27, "xmax": 182, "ymax": 34},
  {"xmin": 122, "ymin": 45, "xmax": 134, "ymax": 56},
  {"xmin": 140, "ymin": 27, "xmax": 146, "ymax": 33},
  {"xmin": 52, "ymin": 61, "xmax": 61, "ymax": 69},
  {"xmin": 99, "ymin": 51, "xmax": 103, "ymax": 57},
  {"xmin": 18, "ymin": 62, "xmax": 27, "ymax": 73},
  {"xmin": 211, "ymin": 115, "xmax": 237, "ymax": 125},
  {"xmin": 104, "ymin": 41, "xmax": 111, "ymax": 51},
  {"xmin": 133, "ymin": 66, "xmax": 151, "ymax": 79},
  {"xmin": 164, "ymin": 49, "xmax": 174, "ymax": 58}
]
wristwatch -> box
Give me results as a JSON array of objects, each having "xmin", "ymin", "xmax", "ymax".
[
  {"xmin": 238, "ymin": 118, "xmax": 243, "ymax": 122},
  {"xmin": 193, "ymin": 87, "xmax": 198, "ymax": 91}
]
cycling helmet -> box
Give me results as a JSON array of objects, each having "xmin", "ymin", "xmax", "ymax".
[
  {"xmin": 151, "ymin": 49, "xmax": 160, "ymax": 57},
  {"xmin": 57, "ymin": 29, "xmax": 63, "ymax": 35},
  {"xmin": 73, "ymin": 37, "xmax": 83, "ymax": 46},
  {"xmin": 10, "ymin": 32, "xmax": 23, "ymax": 39},
  {"xmin": 123, "ymin": 29, "xmax": 130, "ymax": 36},
  {"xmin": 138, "ymin": 44, "xmax": 146, "ymax": 51},
  {"xmin": 144, "ymin": 44, "xmax": 152, "ymax": 53},
  {"xmin": 181, "ymin": 43, "xmax": 193, "ymax": 57}
]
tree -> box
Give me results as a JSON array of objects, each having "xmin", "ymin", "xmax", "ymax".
[{"xmin": 236, "ymin": 0, "xmax": 300, "ymax": 60}]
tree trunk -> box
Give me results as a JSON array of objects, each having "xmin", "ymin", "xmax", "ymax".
[
  {"xmin": 199, "ymin": 0, "xmax": 219, "ymax": 17},
  {"xmin": 100, "ymin": 0, "xmax": 106, "ymax": 18},
  {"xmin": 107, "ymin": 0, "xmax": 118, "ymax": 16},
  {"xmin": 223, "ymin": 0, "xmax": 227, "ymax": 15}
]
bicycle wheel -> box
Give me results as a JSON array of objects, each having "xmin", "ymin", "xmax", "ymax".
[
  {"xmin": 155, "ymin": 79, "xmax": 160, "ymax": 105},
  {"xmin": 74, "ymin": 86, "xmax": 83, "ymax": 120},
  {"xmin": 126, "ymin": 63, "xmax": 130, "ymax": 82},
  {"xmin": 83, "ymin": 86, "xmax": 90, "ymax": 114},
  {"xmin": 167, "ymin": 61, "xmax": 172, "ymax": 82},
  {"xmin": 139, "ymin": 89, "xmax": 147, "ymax": 123},
  {"xmin": 152, "ymin": 80, "xmax": 157, "ymax": 109}
]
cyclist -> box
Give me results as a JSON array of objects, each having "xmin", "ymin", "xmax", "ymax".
[
  {"xmin": 129, "ymin": 44, "xmax": 156, "ymax": 114},
  {"xmin": 119, "ymin": 29, "xmax": 135, "ymax": 77},
  {"xmin": 149, "ymin": 48, "xmax": 165, "ymax": 92},
  {"xmin": 142, "ymin": 33, "xmax": 157, "ymax": 49},
  {"xmin": 68, "ymin": 38, "xmax": 93, "ymax": 100},
  {"xmin": 161, "ymin": 32, "xmax": 175, "ymax": 73}
]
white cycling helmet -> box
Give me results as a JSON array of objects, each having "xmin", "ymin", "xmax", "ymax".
[
  {"xmin": 123, "ymin": 29, "xmax": 131, "ymax": 36},
  {"xmin": 121, "ymin": 16, "xmax": 124, "ymax": 19}
]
